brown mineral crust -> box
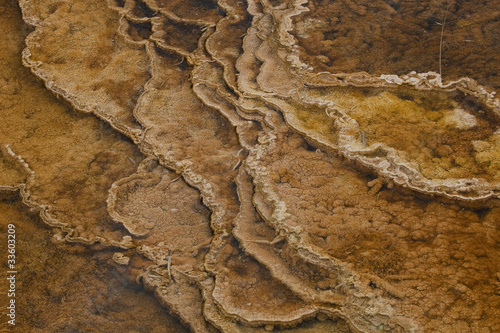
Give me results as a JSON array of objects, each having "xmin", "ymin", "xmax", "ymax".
[
  {"xmin": 247, "ymin": 7, "xmax": 500, "ymax": 201},
  {"xmin": 188, "ymin": 51, "xmax": 324, "ymax": 328},
  {"xmin": 15, "ymin": 0, "xmax": 68, "ymax": 26},
  {"xmin": 11, "ymin": 0, "xmax": 500, "ymax": 331},
  {"xmin": 205, "ymin": 0, "xmax": 252, "ymax": 90},
  {"xmin": 211, "ymin": 236, "xmax": 320, "ymax": 327},
  {"xmin": 236, "ymin": 97, "xmax": 286, "ymax": 133},
  {"xmin": 189, "ymin": 19, "xmax": 352, "ymax": 327},
  {"xmin": 134, "ymin": 42, "xmax": 249, "ymax": 328},
  {"xmin": 109, "ymin": 0, "xmax": 155, "ymax": 29},
  {"xmin": 201, "ymin": 276, "xmax": 352, "ymax": 333},
  {"xmin": 106, "ymin": 156, "xmax": 217, "ymax": 333},
  {"xmin": 191, "ymin": 59, "xmax": 268, "ymax": 146},
  {"xmin": 235, "ymin": 3, "xmax": 331, "ymax": 136},
  {"xmin": 135, "ymin": 43, "xmax": 241, "ymax": 233},
  {"xmin": 150, "ymin": 16, "xmax": 208, "ymax": 57},
  {"xmin": 192, "ymin": 61, "xmax": 247, "ymax": 124},
  {"xmin": 0, "ymin": 5, "xmax": 144, "ymax": 246},
  {"xmin": 0, "ymin": 146, "xmax": 27, "ymax": 190},
  {"xmin": 235, "ymin": 23, "xmax": 266, "ymax": 96},
  {"xmin": 144, "ymin": 0, "xmax": 222, "ymax": 25},
  {"xmin": 188, "ymin": 55, "xmax": 323, "ymax": 328},
  {"xmin": 125, "ymin": 0, "xmax": 158, "ymax": 22},
  {"xmin": 141, "ymin": 268, "xmax": 219, "ymax": 333},
  {"xmin": 235, "ymin": 4, "xmax": 278, "ymax": 99},
  {"xmin": 259, "ymin": 0, "xmax": 308, "ymax": 50},
  {"xmin": 106, "ymin": 157, "xmax": 214, "ymax": 324},
  {"xmin": 198, "ymin": 3, "xmax": 280, "ymax": 130},
  {"xmin": 107, "ymin": 158, "xmax": 212, "ymax": 274},
  {"xmin": 118, "ymin": 18, "xmax": 153, "ymax": 45},
  {"xmin": 265, "ymin": 96, "xmax": 338, "ymax": 148},
  {"xmin": 107, "ymin": 0, "xmax": 127, "ymax": 11},
  {"xmin": 234, "ymin": 7, "xmax": 292, "ymax": 131},
  {"xmin": 235, "ymin": 6, "xmax": 317, "ymax": 114},
  {"xmin": 113, "ymin": 6, "xmax": 276, "ymax": 329},
  {"xmin": 193, "ymin": 77, "xmax": 265, "ymax": 132},
  {"xmin": 0, "ymin": 193, "xmax": 189, "ymax": 333},
  {"xmin": 234, "ymin": 169, "xmax": 348, "ymax": 307},
  {"xmin": 255, "ymin": 39, "xmax": 302, "ymax": 97},
  {"xmin": 262, "ymin": 0, "xmax": 500, "ymax": 109},
  {"xmin": 246, "ymin": 131, "xmax": 418, "ymax": 332},
  {"xmin": 7, "ymin": 138, "xmax": 142, "ymax": 245},
  {"xmin": 288, "ymin": 0, "xmax": 500, "ymax": 94},
  {"xmin": 20, "ymin": 0, "xmax": 151, "ymax": 138},
  {"xmin": 303, "ymin": 86, "xmax": 499, "ymax": 201},
  {"xmin": 248, "ymin": 125, "xmax": 500, "ymax": 332},
  {"xmin": 108, "ymin": 158, "xmax": 211, "ymax": 240}
]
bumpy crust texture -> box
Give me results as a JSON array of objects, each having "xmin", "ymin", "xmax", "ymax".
[{"xmin": 4, "ymin": 0, "xmax": 499, "ymax": 332}]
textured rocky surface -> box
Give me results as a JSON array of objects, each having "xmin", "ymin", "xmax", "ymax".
[
  {"xmin": 1, "ymin": 0, "xmax": 499, "ymax": 332},
  {"xmin": 0, "ymin": 191, "xmax": 189, "ymax": 333},
  {"xmin": 289, "ymin": 0, "xmax": 500, "ymax": 93}
]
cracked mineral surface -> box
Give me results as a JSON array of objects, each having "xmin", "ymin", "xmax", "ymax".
[{"xmin": 1, "ymin": 0, "xmax": 499, "ymax": 332}]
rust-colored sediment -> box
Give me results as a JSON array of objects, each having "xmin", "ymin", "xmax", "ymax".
[{"xmin": 1, "ymin": 0, "xmax": 499, "ymax": 332}]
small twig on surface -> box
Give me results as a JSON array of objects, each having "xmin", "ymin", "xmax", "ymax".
[
  {"xmin": 438, "ymin": 1, "xmax": 451, "ymax": 78},
  {"xmin": 167, "ymin": 254, "xmax": 172, "ymax": 277}
]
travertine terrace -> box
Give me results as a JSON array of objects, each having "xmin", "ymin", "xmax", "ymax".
[{"xmin": 1, "ymin": 0, "xmax": 499, "ymax": 332}]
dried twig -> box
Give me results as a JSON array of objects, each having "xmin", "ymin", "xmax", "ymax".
[{"xmin": 438, "ymin": 1, "xmax": 451, "ymax": 78}]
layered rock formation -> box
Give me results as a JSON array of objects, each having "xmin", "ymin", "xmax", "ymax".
[{"xmin": 2, "ymin": 0, "xmax": 499, "ymax": 332}]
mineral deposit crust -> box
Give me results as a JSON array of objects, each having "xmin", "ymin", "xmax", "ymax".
[{"xmin": 4, "ymin": 0, "xmax": 499, "ymax": 332}]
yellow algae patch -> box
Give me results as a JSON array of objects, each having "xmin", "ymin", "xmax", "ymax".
[
  {"xmin": 473, "ymin": 133, "xmax": 500, "ymax": 182},
  {"xmin": 279, "ymin": 85, "xmax": 500, "ymax": 201},
  {"xmin": 314, "ymin": 86, "xmax": 499, "ymax": 182},
  {"xmin": 269, "ymin": 97, "xmax": 338, "ymax": 145}
]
